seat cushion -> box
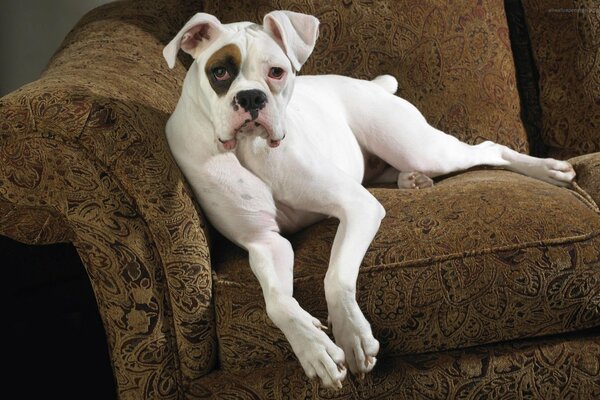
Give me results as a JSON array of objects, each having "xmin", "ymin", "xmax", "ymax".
[
  {"xmin": 194, "ymin": 331, "xmax": 600, "ymax": 399},
  {"xmin": 212, "ymin": 170, "xmax": 600, "ymax": 371},
  {"xmin": 204, "ymin": 0, "xmax": 530, "ymax": 153}
]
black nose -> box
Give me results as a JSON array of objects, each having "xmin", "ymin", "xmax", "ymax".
[{"xmin": 236, "ymin": 89, "xmax": 267, "ymax": 117}]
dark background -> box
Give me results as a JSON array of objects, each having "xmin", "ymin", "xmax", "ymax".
[{"xmin": 4, "ymin": 235, "xmax": 116, "ymax": 399}]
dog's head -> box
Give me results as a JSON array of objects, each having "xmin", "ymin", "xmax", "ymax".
[{"xmin": 164, "ymin": 11, "xmax": 319, "ymax": 150}]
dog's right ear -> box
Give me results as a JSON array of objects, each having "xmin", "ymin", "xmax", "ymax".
[{"xmin": 163, "ymin": 13, "xmax": 223, "ymax": 69}]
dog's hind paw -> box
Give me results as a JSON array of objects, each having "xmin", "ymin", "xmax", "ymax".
[{"xmin": 397, "ymin": 171, "xmax": 434, "ymax": 189}]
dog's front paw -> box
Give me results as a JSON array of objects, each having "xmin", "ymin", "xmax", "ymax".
[
  {"xmin": 273, "ymin": 301, "xmax": 347, "ymax": 388},
  {"xmin": 515, "ymin": 158, "xmax": 576, "ymax": 187},
  {"xmin": 291, "ymin": 322, "xmax": 347, "ymax": 388},
  {"xmin": 327, "ymin": 301, "xmax": 379, "ymax": 378},
  {"xmin": 543, "ymin": 159, "xmax": 576, "ymax": 187}
]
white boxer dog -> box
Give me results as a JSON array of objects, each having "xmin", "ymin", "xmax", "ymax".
[{"xmin": 163, "ymin": 11, "xmax": 575, "ymax": 388}]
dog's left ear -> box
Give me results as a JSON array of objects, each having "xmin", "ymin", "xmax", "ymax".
[{"xmin": 263, "ymin": 10, "xmax": 319, "ymax": 72}]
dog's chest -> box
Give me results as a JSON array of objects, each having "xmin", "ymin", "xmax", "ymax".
[{"xmin": 234, "ymin": 113, "xmax": 366, "ymax": 192}]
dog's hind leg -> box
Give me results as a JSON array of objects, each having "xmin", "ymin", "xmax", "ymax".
[{"xmin": 347, "ymin": 80, "xmax": 575, "ymax": 187}]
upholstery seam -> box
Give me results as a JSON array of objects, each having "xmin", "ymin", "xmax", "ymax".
[
  {"xmin": 365, "ymin": 230, "xmax": 600, "ymax": 273},
  {"xmin": 570, "ymin": 181, "xmax": 600, "ymax": 213},
  {"xmin": 215, "ymin": 230, "xmax": 600, "ymax": 287}
]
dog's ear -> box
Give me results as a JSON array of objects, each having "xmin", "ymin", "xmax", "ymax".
[
  {"xmin": 163, "ymin": 13, "xmax": 223, "ymax": 69},
  {"xmin": 263, "ymin": 10, "xmax": 319, "ymax": 72}
]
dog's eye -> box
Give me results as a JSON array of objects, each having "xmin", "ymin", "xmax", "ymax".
[
  {"xmin": 268, "ymin": 67, "xmax": 285, "ymax": 80},
  {"xmin": 212, "ymin": 67, "xmax": 230, "ymax": 81}
]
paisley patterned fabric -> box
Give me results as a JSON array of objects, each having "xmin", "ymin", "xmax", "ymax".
[
  {"xmin": 1, "ymin": 1, "xmax": 600, "ymax": 399},
  {"xmin": 0, "ymin": 139, "xmax": 184, "ymax": 398},
  {"xmin": 193, "ymin": 331, "xmax": 600, "ymax": 399},
  {"xmin": 0, "ymin": 1, "xmax": 217, "ymax": 398},
  {"xmin": 0, "ymin": 203, "xmax": 74, "ymax": 245},
  {"xmin": 214, "ymin": 170, "xmax": 600, "ymax": 371},
  {"xmin": 521, "ymin": 0, "xmax": 600, "ymax": 159},
  {"xmin": 204, "ymin": 0, "xmax": 531, "ymax": 153}
]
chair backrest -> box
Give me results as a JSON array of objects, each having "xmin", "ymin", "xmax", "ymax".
[{"xmin": 521, "ymin": 0, "xmax": 600, "ymax": 159}]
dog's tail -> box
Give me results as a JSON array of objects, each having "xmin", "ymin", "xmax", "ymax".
[{"xmin": 372, "ymin": 74, "xmax": 398, "ymax": 94}]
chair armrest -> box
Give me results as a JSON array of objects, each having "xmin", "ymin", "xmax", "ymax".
[
  {"xmin": 0, "ymin": 1, "xmax": 215, "ymax": 398},
  {"xmin": 570, "ymin": 153, "xmax": 600, "ymax": 209}
]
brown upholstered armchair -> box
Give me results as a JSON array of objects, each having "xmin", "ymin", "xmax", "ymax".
[{"xmin": 1, "ymin": 0, "xmax": 599, "ymax": 398}]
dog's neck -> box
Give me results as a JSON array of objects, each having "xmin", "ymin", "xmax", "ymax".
[{"xmin": 169, "ymin": 63, "xmax": 221, "ymax": 154}]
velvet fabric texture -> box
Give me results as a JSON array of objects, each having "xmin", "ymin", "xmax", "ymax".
[
  {"xmin": 1, "ymin": 0, "xmax": 599, "ymax": 399},
  {"xmin": 205, "ymin": 0, "xmax": 531, "ymax": 152}
]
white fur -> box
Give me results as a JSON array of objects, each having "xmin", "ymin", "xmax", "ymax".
[{"xmin": 164, "ymin": 11, "xmax": 575, "ymax": 388}]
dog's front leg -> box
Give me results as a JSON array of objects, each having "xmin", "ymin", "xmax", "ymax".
[
  {"xmin": 246, "ymin": 232, "xmax": 347, "ymax": 388},
  {"xmin": 275, "ymin": 160, "xmax": 386, "ymax": 378},
  {"xmin": 323, "ymin": 195, "xmax": 385, "ymax": 378},
  {"xmin": 178, "ymin": 154, "xmax": 346, "ymax": 388}
]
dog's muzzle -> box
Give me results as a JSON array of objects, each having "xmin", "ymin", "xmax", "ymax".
[{"xmin": 220, "ymin": 90, "xmax": 285, "ymax": 150}]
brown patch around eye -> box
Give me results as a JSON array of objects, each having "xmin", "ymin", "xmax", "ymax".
[{"xmin": 205, "ymin": 44, "xmax": 242, "ymax": 97}]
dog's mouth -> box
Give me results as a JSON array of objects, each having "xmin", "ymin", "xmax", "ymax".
[{"xmin": 219, "ymin": 117, "xmax": 284, "ymax": 150}]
